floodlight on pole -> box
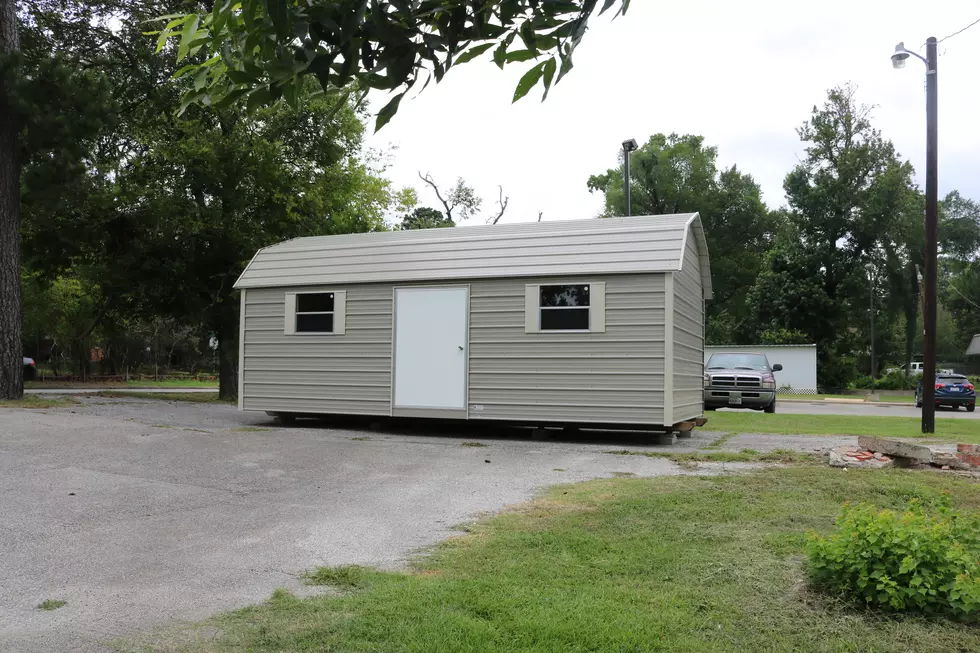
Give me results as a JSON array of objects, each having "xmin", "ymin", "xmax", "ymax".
[
  {"xmin": 622, "ymin": 138, "xmax": 638, "ymax": 216},
  {"xmin": 891, "ymin": 36, "xmax": 938, "ymax": 433}
]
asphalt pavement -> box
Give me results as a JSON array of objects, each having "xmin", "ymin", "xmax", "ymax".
[
  {"xmin": 3, "ymin": 396, "xmax": 733, "ymax": 653},
  {"xmin": 772, "ymin": 400, "xmax": 979, "ymax": 419}
]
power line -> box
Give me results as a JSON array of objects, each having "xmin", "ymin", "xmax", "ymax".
[
  {"xmin": 939, "ymin": 17, "xmax": 980, "ymax": 43},
  {"xmin": 949, "ymin": 281, "xmax": 980, "ymax": 311}
]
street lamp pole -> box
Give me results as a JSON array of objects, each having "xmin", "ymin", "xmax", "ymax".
[
  {"xmin": 622, "ymin": 138, "xmax": 638, "ymax": 216},
  {"xmin": 868, "ymin": 266, "xmax": 875, "ymax": 393},
  {"xmin": 891, "ymin": 37, "xmax": 938, "ymax": 434}
]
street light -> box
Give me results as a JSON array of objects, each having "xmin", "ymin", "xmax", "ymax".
[
  {"xmin": 891, "ymin": 37, "xmax": 938, "ymax": 434},
  {"xmin": 622, "ymin": 138, "xmax": 638, "ymax": 216}
]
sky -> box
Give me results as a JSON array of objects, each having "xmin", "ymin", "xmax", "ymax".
[{"xmin": 366, "ymin": 0, "xmax": 980, "ymax": 225}]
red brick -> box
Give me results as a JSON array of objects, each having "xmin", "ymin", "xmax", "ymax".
[{"xmin": 956, "ymin": 443, "xmax": 980, "ymax": 454}]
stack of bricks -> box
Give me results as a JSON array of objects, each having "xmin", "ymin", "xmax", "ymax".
[{"xmin": 957, "ymin": 443, "xmax": 980, "ymax": 468}]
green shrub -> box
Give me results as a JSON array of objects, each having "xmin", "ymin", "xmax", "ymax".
[{"xmin": 807, "ymin": 497, "xmax": 980, "ymax": 617}]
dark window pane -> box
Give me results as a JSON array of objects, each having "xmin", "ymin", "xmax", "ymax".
[
  {"xmin": 540, "ymin": 308, "xmax": 590, "ymax": 330},
  {"xmin": 297, "ymin": 292, "xmax": 334, "ymax": 313},
  {"xmin": 540, "ymin": 284, "xmax": 589, "ymax": 307},
  {"xmin": 296, "ymin": 313, "xmax": 334, "ymax": 333}
]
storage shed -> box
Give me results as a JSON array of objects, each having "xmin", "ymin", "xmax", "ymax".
[{"xmin": 234, "ymin": 213, "xmax": 712, "ymax": 432}]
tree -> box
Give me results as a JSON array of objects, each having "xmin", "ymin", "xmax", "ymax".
[
  {"xmin": 20, "ymin": 2, "xmax": 396, "ymax": 400},
  {"xmin": 401, "ymin": 207, "xmax": 453, "ymax": 230},
  {"xmin": 155, "ymin": 1, "xmax": 632, "ymax": 127},
  {"xmin": 1, "ymin": 0, "xmax": 127, "ymax": 398},
  {"xmin": 0, "ymin": 0, "xmax": 20, "ymax": 398},
  {"xmin": 587, "ymin": 133, "xmax": 775, "ymax": 343},
  {"xmin": 748, "ymin": 85, "xmax": 921, "ymax": 387},
  {"xmin": 418, "ymin": 173, "xmax": 482, "ymax": 223}
]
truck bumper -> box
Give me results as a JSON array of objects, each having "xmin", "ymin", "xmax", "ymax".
[{"xmin": 703, "ymin": 388, "xmax": 776, "ymax": 410}]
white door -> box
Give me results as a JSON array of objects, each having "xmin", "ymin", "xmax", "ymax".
[{"xmin": 393, "ymin": 287, "xmax": 468, "ymax": 410}]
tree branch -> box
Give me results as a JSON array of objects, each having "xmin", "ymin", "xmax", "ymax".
[
  {"xmin": 418, "ymin": 171, "xmax": 455, "ymax": 222},
  {"xmin": 487, "ymin": 185, "xmax": 509, "ymax": 225}
]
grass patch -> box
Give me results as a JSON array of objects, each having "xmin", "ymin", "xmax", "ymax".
[
  {"xmin": 0, "ymin": 395, "xmax": 77, "ymax": 409},
  {"xmin": 707, "ymin": 411, "xmax": 980, "ymax": 443},
  {"xmin": 607, "ymin": 447, "xmax": 822, "ymax": 465},
  {"xmin": 231, "ymin": 426, "xmax": 272, "ymax": 432},
  {"xmin": 706, "ymin": 432, "xmax": 737, "ymax": 449},
  {"xmin": 151, "ymin": 424, "xmax": 173, "ymax": 429},
  {"xmin": 301, "ymin": 565, "xmax": 372, "ymax": 590},
  {"xmin": 95, "ymin": 391, "xmax": 232, "ymax": 404},
  {"xmin": 26, "ymin": 379, "xmax": 218, "ymax": 389},
  {"xmin": 141, "ymin": 468, "xmax": 980, "ymax": 652},
  {"xmin": 350, "ymin": 436, "xmax": 371, "ymax": 441},
  {"xmin": 460, "ymin": 441, "xmax": 488, "ymax": 448},
  {"xmin": 37, "ymin": 599, "xmax": 66, "ymax": 611},
  {"xmin": 552, "ymin": 468, "xmax": 566, "ymax": 472}
]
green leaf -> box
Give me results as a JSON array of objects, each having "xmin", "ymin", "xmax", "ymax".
[
  {"xmin": 512, "ymin": 62, "xmax": 546, "ymax": 103},
  {"xmin": 504, "ymin": 49, "xmax": 537, "ymax": 63},
  {"xmin": 375, "ymin": 92, "xmax": 404, "ymax": 131},
  {"xmin": 226, "ymin": 70, "xmax": 257, "ymax": 85},
  {"xmin": 263, "ymin": 0, "xmax": 289, "ymax": 40},
  {"xmin": 177, "ymin": 14, "xmax": 201, "ymax": 62},
  {"xmin": 193, "ymin": 68, "xmax": 209, "ymax": 91},
  {"xmin": 246, "ymin": 85, "xmax": 273, "ymax": 112},
  {"xmin": 540, "ymin": 57, "xmax": 557, "ymax": 101},
  {"xmin": 454, "ymin": 43, "xmax": 494, "ymax": 65}
]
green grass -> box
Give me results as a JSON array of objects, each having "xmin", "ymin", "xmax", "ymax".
[
  {"xmin": 607, "ymin": 447, "xmax": 823, "ymax": 466},
  {"xmin": 302, "ymin": 565, "xmax": 371, "ymax": 590},
  {"xmin": 141, "ymin": 468, "xmax": 980, "ymax": 652},
  {"xmin": 706, "ymin": 411, "xmax": 980, "ymax": 443},
  {"xmin": 460, "ymin": 441, "xmax": 489, "ymax": 448},
  {"xmin": 779, "ymin": 393, "xmax": 916, "ymax": 403},
  {"xmin": 25, "ymin": 378, "xmax": 218, "ymax": 389},
  {"xmin": 231, "ymin": 426, "xmax": 272, "ymax": 432},
  {"xmin": 36, "ymin": 599, "xmax": 67, "ymax": 611},
  {"xmin": 95, "ymin": 391, "xmax": 232, "ymax": 404},
  {"xmin": 0, "ymin": 395, "xmax": 78, "ymax": 409}
]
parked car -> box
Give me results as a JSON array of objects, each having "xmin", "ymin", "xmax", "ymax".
[
  {"xmin": 916, "ymin": 374, "xmax": 975, "ymax": 412},
  {"xmin": 703, "ymin": 352, "xmax": 782, "ymax": 413},
  {"xmin": 23, "ymin": 357, "xmax": 37, "ymax": 381}
]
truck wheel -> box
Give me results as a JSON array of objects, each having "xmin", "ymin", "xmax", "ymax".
[
  {"xmin": 764, "ymin": 400, "xmax": 776, "ymax": 414},
  {"xmin": 968, "ymin": 405, "xmax": 975, "ymax": 413},
  {"xmin": 276, "ymin": 413, "xmax": 297, "ymax": 425}
]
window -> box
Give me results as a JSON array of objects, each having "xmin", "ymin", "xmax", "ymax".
[
  {"xmin": 296, "ymin": 292, "xmax": 334, "ymax": 332},
  {"xmin": 524, "ymin": 282, "xmax": 605, "ymax": 333},
  {"xmin": 284, "ymin": 290, "xmax": 346, "ymax": 335},
  {"xmin": 540, "ymin": 284, "xmax": 590, "ymax": 330}
]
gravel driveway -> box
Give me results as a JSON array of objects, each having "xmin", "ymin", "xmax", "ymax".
[{"xmin": 0, "ymin": 397, "xmax": 758, "ymax": 653}]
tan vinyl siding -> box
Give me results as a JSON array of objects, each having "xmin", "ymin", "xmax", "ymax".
[
  {"xmin": 673, "ymin": 236, "xmax": 705, "ymax": 421},
  {"xmin": 242, "ymin": 284, "xmax": 393, "ymax": 415},
  {"xmin": 469, "ymin": 274, "xmax": 666, "ymax": 425}
]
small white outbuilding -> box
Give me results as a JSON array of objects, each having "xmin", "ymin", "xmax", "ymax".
[{"xmin": 234, "ymin": 213, "xmax": 712, "ymax": 432}]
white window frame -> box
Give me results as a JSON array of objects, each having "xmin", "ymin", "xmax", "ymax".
[
  {"xmin": 525, "ymin": 282, "xmax": 605, "ymax": 334},
  {"xmin": 284, "ymin": 290, "xmax": 346, "ymax": 335}
]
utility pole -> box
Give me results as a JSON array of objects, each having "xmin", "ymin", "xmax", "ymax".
[
  {"xmin": 869, "ymin": 268, "xmax": 875, "ymax": 392},
  {"xmin": 922, "ymin": 36, "xmax": 938, "ymax": 433}
]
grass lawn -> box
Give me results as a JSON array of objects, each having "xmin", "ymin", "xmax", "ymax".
[
  {"xmin": 95, "ymin": 391, "xmax": 232, "ymax": 404},
  {"xmin": 780, "ymin": 393, "xmax": 916, "ymax": 403},
  {"xmin": 706, "ymin": 411, "xmax": 980, "ymax": 443},
  {"xmin": 141, "ymin": 467, "xmax": 980, "ymax": 652},
  {"xmin": 0, "ymin": 395, "xmax": 77, "ymax": 409},
  {"xmin": 25, "ymin": 378, "xmax": 218, "ymax": 389}
]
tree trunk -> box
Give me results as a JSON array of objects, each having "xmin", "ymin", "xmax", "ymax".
[
  {"xmin": 0, "ymin": 0, "xmax": 23, "ymax": 399},
  {"xmin": 216, "ymin": 319, "xmax": 238, "ymax": 401}
]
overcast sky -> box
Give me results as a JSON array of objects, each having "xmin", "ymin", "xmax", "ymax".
[{"xmin": 366, "ymin": 0, "xmax": 979, "ymax": 225}]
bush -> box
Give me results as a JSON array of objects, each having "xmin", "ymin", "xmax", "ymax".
[{"xmin": 807, "ymin": 498, "xmax": 980, "ymax": 617}]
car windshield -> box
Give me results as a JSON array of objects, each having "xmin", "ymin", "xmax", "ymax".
[
  {"xmin": 706, "ymin": 353, "xmax": 770, "ymax": 371},
  {"xmin": 937, "ymin": 375, "xmax": 968, "ymax": 384}
]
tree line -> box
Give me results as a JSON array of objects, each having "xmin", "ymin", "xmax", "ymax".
[
  {"xmin": 588, "ymin": 85, "xmax": 980, "ymax": 389},
  {"xmin": 3, "ymin": 2, "xmax": 977, "ymax": 397}
]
